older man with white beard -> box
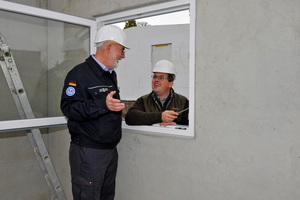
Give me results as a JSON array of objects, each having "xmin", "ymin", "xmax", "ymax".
[{"xmin": 61, "ymin": 25, "xmax": 129, "ymax": 200}]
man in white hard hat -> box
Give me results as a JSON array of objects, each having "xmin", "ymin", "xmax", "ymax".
[
  {"xmin": 125, "ymin": 60, "xmax": 189, "ymax": 126},
  {"xmin": 61, "ymin": 25, "xmax": 129, "ymax": 200}
]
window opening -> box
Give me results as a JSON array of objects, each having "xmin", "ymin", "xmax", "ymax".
[{"xmin": 96, "ymin": 0, "xmax": 195, "ymax": 138}]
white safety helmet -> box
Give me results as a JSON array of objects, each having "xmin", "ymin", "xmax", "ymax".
[
  {"xmin": 94, "ymin": 25, "xmax": 129, "ymax": 49},
  {"xmin": 153, "ymin": 60, "xmax": 177, "ymax": 75}
]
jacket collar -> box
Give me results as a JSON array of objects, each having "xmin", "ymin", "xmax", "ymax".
[
  {"xmin": 150, "ymin": 88, "xmax": 174, "ymax": 110},
  {"xmin": 86, "ymin": 55, "xmax": 105, "ymax": 75}
]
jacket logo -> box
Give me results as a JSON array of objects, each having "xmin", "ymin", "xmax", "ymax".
[
  {"xmin": 99, "ymin": 88, "xmax": 109, "ymax": 93},
  {"xmin": 66, "ymin": 86, "xmax": 76, "ymax": 96}
]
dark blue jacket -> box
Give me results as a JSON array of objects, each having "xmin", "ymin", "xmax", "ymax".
[{"xmin": 60, "ymin": 55, "xmax": 122, "ymax": 149}]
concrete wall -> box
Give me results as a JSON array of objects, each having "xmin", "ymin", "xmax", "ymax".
[{"xmin": 3, "ymin": 0, "xmax": 300, "ymax": 199}]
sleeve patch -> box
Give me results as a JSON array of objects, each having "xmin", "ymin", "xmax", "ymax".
[
  {"xmin": 66, "ymin": 86, "xmax": 76, "ymax": 96},
  {"xmin": 69, "ymin": 82, "xmax": 77, "ymax": 86}
]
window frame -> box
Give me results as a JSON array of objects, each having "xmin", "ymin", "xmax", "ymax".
[
  {"xmin": 0, "ymin": 1, "xmax": 97, "ymax": 132},
  {"xmin": 0, "ymin": 0, "xmax": 196, "ymax": 139},
  {"xmin": 96, "ymin": 0, "xmax": 196, "ymax": 138}
]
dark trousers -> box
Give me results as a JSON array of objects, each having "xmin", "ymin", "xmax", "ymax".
[{"xmin": 69, "ymin": 143, "xmax": 118, "ymax": 200}]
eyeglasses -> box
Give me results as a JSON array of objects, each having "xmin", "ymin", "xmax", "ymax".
[
  {"xmin": 152, "ymin": 75, "xmax": 168, "ymax": 80},
  {"xmin": 109, "ymin": 40, "xmax": 126, "ymax": 55},
  {"xmin": 120, "ymin": 47, "xmax": 126, "ymax": 55},
  {"xmin": 113, "ymin": 44, "xmax": 126, "ymax": 55}
]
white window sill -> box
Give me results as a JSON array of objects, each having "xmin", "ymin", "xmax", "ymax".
[{"xmin": 122, "ymin": 121, "xmax": 193, "ymax": 139}]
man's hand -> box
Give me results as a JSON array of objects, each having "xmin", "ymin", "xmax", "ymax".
[
  {"xmin": 161, "ymin": 110, "xmax": 178, "ymax": 126},
  {"xmin": 106, "ymin": 91, "xmax": 125, "ymax": 112}
]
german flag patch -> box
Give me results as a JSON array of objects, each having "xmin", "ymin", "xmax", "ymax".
[{"xmin": 69, "ymin": 82, "xmax": 76, "ymax": 86}]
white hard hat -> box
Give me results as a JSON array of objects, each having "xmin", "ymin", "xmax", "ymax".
[
  {"xmin": 94, "ymin": 25, "xmax": 129, "ymax": 49},
  {"xmin": 153, "ymin": 60, "xmax": 176, "ymax": 75}
]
